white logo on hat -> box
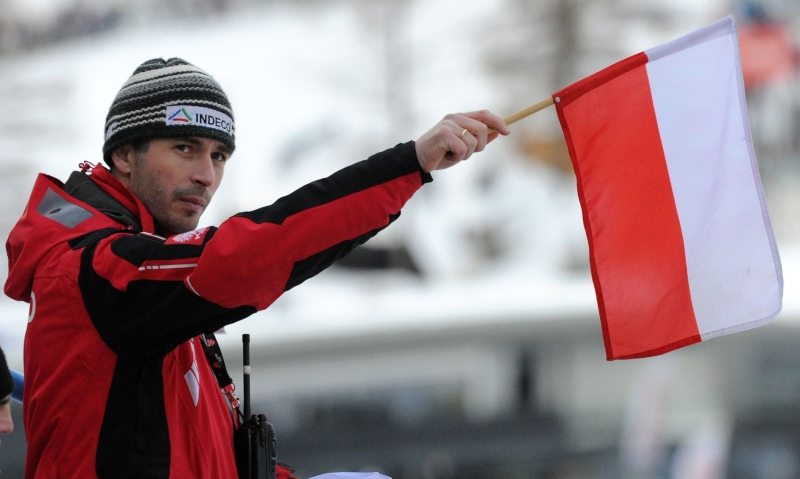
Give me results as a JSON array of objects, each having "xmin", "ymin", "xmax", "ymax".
[{"xmin": 166, "ymin": 105, "xmax": 234, "ymax": 136}]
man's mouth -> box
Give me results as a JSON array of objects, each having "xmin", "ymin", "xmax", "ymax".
[{"xmin": 179, "ymin": 196, "xmax": 207, "ymax": 212}]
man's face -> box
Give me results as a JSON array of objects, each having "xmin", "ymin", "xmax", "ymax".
[{"xmin": 115, "ymin": 137, "xmax": 231, "ymax": 234}]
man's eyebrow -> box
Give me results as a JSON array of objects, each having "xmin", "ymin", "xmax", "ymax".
[
  {"xmin": 173, "ymin": 137, "xmax": 204, "ymax": 146},
  {"xmin": 173, "ymin": 137, "xmax": 231, "ymax": 156},
  {"xmin": 0, "ymin": 395, "xmax": 10, "ymax": 406},
  {"xmin": 217, "ymin": 145, "xmax": 233, "ymax": 156}
]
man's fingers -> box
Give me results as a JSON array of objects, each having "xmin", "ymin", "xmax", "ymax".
[
  {"xmin": 452, "ymin": 110, "xmax": 509, "ymax": 154},
  {"xmin": 447, "ymin": 129, "xmax": 470, "ymax": 163},
  {"xmin": 460, "ymin": 109, "xmax": 510, "ymax": 136},
  {"xmin": 453, "ymin": 117, "xmax": 489, "ymax": 153},
  {"xmin": 460, "ymin": 130, "xmax": 478, "ymax": 161},
  {"xmin": 416, "ymin": 109, "xmax": 508, "ymax": 172}
]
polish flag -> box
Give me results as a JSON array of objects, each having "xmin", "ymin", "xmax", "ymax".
[{"xmin": 554, "ymin": 16, "xmax": 783, "ymax": 360}]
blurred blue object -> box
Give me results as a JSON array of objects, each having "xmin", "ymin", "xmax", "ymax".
[
  {"xmin": 740, "ymin": 0, "xmax": 768, "ymax": 21},
  {"xmin": 10, "ymin": 369, "xmax": 22, "ymax": 403}
]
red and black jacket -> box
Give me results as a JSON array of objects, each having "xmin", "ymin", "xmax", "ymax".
[{"xmin": 4, "ymin": 142, "xmax": 430, "ymax": 479}]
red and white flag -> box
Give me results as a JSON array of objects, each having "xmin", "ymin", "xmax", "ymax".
[{"xmin": 554, "ymin": 16, "xmax": 783, "ymax": 360}]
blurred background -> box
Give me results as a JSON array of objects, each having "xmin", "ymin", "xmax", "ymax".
[{"xmin": 0, "ymin": 0, "xmax": 799, "ymax": 477}]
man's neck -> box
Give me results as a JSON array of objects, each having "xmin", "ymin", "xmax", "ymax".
[{"xmin": 109, "ymin": 166, "xmax": 132, "ymax": 190}]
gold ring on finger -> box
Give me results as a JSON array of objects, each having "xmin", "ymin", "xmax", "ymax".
[{"xmin": 460, "ymin": 128, "xmax": 468, "ymax": 139}]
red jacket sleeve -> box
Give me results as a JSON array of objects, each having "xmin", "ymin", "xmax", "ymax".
[
  {"xmin": 80, "ymin": 142, "xmax": 429, "ymax": 356},
  {"xmin": 186, "ymin": 141, "xmax": 429, "ymax": 309}
]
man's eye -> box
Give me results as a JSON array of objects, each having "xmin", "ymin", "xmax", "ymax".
[
  {"xmin": 176, "ymin": 145, "xmax": 191, "ymax": 153},
  {"xmin": 212, "ymin": 153, "xmax": 228, "ymax": 162}
]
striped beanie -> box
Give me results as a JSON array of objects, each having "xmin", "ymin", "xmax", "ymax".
[{"xmin": 102, "ymin": 58, "xmax": 235, "ymax": 165}]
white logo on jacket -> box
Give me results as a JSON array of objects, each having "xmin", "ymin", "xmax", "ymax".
[
  {"xmin": 28, "ymin": 291, "xmax": 36, "ymax": 323},
  {"xmin": 168, "ymin": 226, "xmax": 210, "ymax": 245},
  {"xmin": 184, "ymin": 340, "xmax": 201, "ymax": 406}
]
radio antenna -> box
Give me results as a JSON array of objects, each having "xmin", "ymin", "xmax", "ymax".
[{"xmin": 242, "ymin": 334, "xmax": 251, "ymax": 419}]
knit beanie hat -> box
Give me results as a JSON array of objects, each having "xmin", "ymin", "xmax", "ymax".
[{"xmin": 102, "ymin": 58, "xmax": 235, "ymax": 165}]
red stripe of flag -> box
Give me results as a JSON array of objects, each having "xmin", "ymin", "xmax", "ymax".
[{"xmin": 555, "ymin": 53, "xmax": 701, "ymax": 360}]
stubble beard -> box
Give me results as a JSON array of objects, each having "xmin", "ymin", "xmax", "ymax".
[{"xmin": 129, "ymin": 158, "xmax": 210, "ymax": 235}]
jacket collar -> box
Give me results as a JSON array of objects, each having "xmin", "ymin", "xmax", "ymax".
[{"xmin": 89, "ymin": 165, "xmax": 157, "ymax": 234}]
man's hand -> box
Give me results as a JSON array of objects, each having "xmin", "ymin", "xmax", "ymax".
[{"xmin": 415, "ymin": 110, "xmax": 510, "ymax": 173}]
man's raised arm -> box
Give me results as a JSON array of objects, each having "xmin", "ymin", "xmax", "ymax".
[{"xmin": 83, "ymin": 112, "xmax": 508, "ymax": 357}]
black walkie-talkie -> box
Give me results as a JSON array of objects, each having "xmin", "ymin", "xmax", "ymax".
[{"xmin": 234, "ymin": 334, "xmax": 278, "ymax": 479}]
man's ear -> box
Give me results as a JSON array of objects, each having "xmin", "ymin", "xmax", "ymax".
[{"xmin": 110, "ymin": 144, "xmax": 135, "ymax": 176}]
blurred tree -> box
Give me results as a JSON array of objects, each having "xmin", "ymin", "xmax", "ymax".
[{"xmin": 483, "ymin": 0, "xmax": 688, "ymax": 173}]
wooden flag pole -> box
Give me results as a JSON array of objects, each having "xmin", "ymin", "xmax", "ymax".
[{"xmin": 488, "ymin": 96, "xmax": 555, "ymax": 134}]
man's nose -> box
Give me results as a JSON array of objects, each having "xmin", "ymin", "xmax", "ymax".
[{"xmin": 191, "ymin": 155, "xmax": 216, "ymax": 187}]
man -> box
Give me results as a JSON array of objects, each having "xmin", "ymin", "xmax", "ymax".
[{"xmin": 4, "ymin": 58, "xmax": 509, "ymax": 478}]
